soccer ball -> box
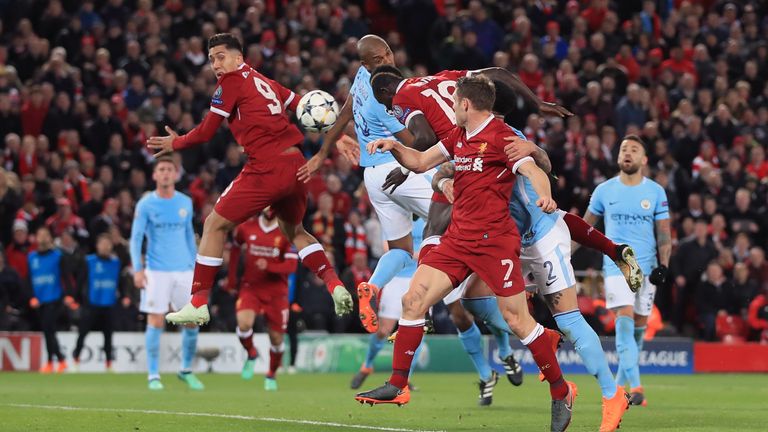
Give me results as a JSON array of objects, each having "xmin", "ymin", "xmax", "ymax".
[{"xmin": 297, "ymin": 90, "xmax": 339, "ymax": 132}]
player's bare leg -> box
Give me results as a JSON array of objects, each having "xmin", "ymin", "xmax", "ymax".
[
  {"xmin": 545, "ymin": 288, "xmax": 629, "ymax": 431},
  {"xmin": 236, "ymin": 310, "xmax": 258, "ymax": 380},
  {"xmin": 166, "ymin": 210, "xmax": 234, "ymax": 325},
  {"xmin": 355, "ymin": 265, "xmax": 454, "ymax": 406},
  {"xmin": 264, "ymin": 327, "xmax": 285, "ymax": 391},
  {"xmin": 495, "ymin": 290, "xmax": 577, "ymax": 432},
  {"xmin": 278, "ymin": 219, "xmax": 352, "ymax": 316},
  {"xmin": 351, "ymin": 317, "xmax": 397, "ymax": 389}
]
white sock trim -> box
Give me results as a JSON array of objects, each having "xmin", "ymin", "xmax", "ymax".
[
  {"xmin": 270, "ymin": 343, "xmax": 285, "ymax": 353},
  {"xmin": 520, "ymin": 323, "xmax": 544, "ymax": 346},
  {"xmin": 298, "ymin": 243, "xmax": 325, "ymax": 260},
  {"xmin": 398, "ymin": 318, "xmax": 426, "ymax": 327},
  {"xmin": 196, "ymin": 254, "xmax": 223, "ymax": 266},
  {"xmin": 236, "ymin": 327, "xmax": 253, "ymax": 338},
  {"xmin": 420, "ymin": 235, "xmax": 441, "ymax": 248}
]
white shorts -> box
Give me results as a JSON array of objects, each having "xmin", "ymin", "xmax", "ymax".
[
  {"xmin": 364, "ymin": 161, "xmax": 435, "ymax": 241},
  {"xmin": 521, "ymin": 216, "xmax": 575, "ymax": 296},
  {"xmin": 140, "ymin": 270, "xmax": 194, "ymax": 314},
  {"xmin": 443, "ymin": 278, "xmax": 467, "ymax": 305},
  {"xmin": 605, "ymin": 275, "xmax": 657, "ymax": 316},
  {"xmin": 378, "ymin": 276, "xmax": 410, "ymax": 320}
]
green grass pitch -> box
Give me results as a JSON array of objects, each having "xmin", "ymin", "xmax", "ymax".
[{"xmin": 0, "ymin": 372, "xmax": 765, "ymax": 431}]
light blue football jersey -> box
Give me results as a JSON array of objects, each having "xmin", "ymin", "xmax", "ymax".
[
  {"xmin": 351, "ymin": 66, "xmax": 406, "ymax": 167},
  {"xmin": 505, "ymin": 127, "xmax": 559, "ymax": 247},
  {"xmin": 587, "ymin": 176, "xmax": 669, "ymax": 276},
  {"xmin": 130, "ymin": 191, "xmax": 197, "ymax": 272}
]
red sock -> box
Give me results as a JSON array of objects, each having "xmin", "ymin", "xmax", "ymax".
[
  {"xmin": 562, "ymin": 212, "xmax": 618, "ymax": 260},
  {"xmin": 417, "ymin": 236, "xmax": 441, "ymax": 265},
  {"xmin": 190, "ymin": 256, "xmax": 222, "ymax": 307},
  {"xmin": 389, "ymin": 321, "xmax": 424, "ymax": 389},
  {"xmin": 524, "ymin": 325, "xmax": 568, "ymax": 400},
  {"xmin": 268, "ymin": 345, "xmax": 284, "ymax": 377},
  {"xmin": 299, "ymin": 244, "xmax": 343, "ymax": 294},
  {"xmin": 237, "ymin": 328, "xmax": 258, "ymax": 359}
]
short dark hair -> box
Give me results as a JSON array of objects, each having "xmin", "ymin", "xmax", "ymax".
[
  {"xmin": 370, "ymin": 67, "xmax": 403, "ymax": 101},
  {"xmin": 96, "ymin": 233, "xmax": 112, "ymax": 244},
  {"xmin": 154, "ymin": 155, "xmax": 176, "ymax": 169},
  {"xmin": 622, "ymin": 134, "xmax": 648, "ymax": 154},
  {"xmin": 456, "ymin": 75, "xmax": 495, "ymax": 112},
  {"xmin": 371, "ymin": 65, "xmax": 404, "ymax": 80},
  {"xmin": 208, "ymin": 33, "xmax": 243, "ymax": 53}
]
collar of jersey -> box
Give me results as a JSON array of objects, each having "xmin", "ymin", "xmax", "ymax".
[
  {"xmin": 465, "ymin": 114, "xmax": 495, "ymax": 140},
  {"xmin": 259, "ymin": 218, "xmax": 279, "ymax": 233},
  {"xmin": 237, "ymin": 63, "xmax": 247, "ymax": 70},
  {"xmin": 395, "ymin": 79, "xmax": 407, "ymax": 94}
]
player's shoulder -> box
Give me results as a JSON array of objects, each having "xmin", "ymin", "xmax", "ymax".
[
  {"xmin": 219, "ymin": 67, "xmax": 250, "ymax": 84},
  {"xmin": 436, "ymin": 69, "xmax": 469, "ymax": 80},
  {"xmin": 136, "ymin": 192, "xmax": 155, "ymax": 207},
  {"xmin": 592, "ymin": 176, "xmax": 620, "ymax": 194},
  {"xmin": 174, "ymin": 191, "xmax": 193, "ymax": 203},
  {"xmin": 643, "ymin": 177, "xmax": 667, "ymax": 193}
]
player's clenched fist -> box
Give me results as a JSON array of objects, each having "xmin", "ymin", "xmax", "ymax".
[
  {"xmin": 367, "ymin": 138, "xmax": 397, "ymax": 155},
  {"xmin": 536, "ymin": 196, "xmax": 557, "ymax": 213}
]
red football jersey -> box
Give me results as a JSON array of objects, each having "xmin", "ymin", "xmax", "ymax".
[
  {"xmin": 229, "ymin": 217, "xmax": 298, "ymax": 288},
  {"xmin": 210, "ymin": 64, "xmax": 304, "ymax": 165},
  {"xmin": 437, "ymin": 115, "xmax": 534, "ymax": 241},
  {"xmin": 392, "ymin": 69, "xmax": 470, "ymax": 141}
]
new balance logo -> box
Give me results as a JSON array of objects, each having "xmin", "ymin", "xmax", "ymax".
[
  {"xmin": 318, "ymin": 265, "xmax": 327, "ymax": 272},
  {"xmin": 405, "ymin": 350, "xmax": 415, "ymax": 356}
]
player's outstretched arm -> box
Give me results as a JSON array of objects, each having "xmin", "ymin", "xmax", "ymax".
[
  {"xmin": 474, "ymin": 68, "xmax": 573, "ymax": 118},
  {"xmin": 380, "ymin": 115, "xmax": 436, "ymax": 193},
  {"xmin": 515, "ymin": 159, "xmax": 557, "ymax": 213},
  {"xmin": 297, "ymin": 94, "xmax": 357, "ymax": 183},
  {"xmin": 146, "ymin": 112, "xmax": 225, "ymax": 158},
  {"xmin": 503, "ymin": 136, "xmax": 552, "ymax": 174},
  {"xmin": 367, "ymin": 139, "xmax": 446, "ymax": 173}
]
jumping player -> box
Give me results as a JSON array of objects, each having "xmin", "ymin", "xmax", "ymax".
[
  {"xmin": 227, "ymin": 208, "xmax": 298, "ymax": 391},
  {"xmin": 145, "ymin": 33, "xmax": 352, "ymax": 325},
  {"xmin": 356, "ymin": 76, "xmax": 577, "ymax": 432},
  {"xmin": 584, "ymin": 135, "xmax": 672, "ymax": 407}
]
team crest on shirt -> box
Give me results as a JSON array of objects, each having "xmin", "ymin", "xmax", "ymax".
[
  {"xmin": 478, "ymin": 142, "xmax": 487, "ymax": 154},
  {"xmin": 179, "ymin": 208, "xmax": 188, "ymax": 218},
  {"xmin": 392, "ymin": 105, "xmax": 404, "ymax": 120},
  {"xmin": 640, "ymin": 199, "xmax": 651, "ymax": 210},
  {"xmin": 274, "ymin": 237, "xmax": 282, "ymax": 247},
  {"xmin": 212, "ymin": 85, "xmax": 223, "ymax": 105},
  {"xmin": 250, "ymin": 235, "xmax": 257, "ymax": 241}
]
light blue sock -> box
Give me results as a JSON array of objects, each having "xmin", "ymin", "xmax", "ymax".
[
  {"xmin": 408, "ymin": 339, "xmax": 425, "ymax": 379},
  {"xmin": 458, "ymin": 323, "xmax": 492, "ymax": 382},
  {"xmin": 369, "ymin": 249, "xmax": 412, "ymax": 288},
  {"xmin": 461, "ymin": 297, "xmax": 513, "ymax": 359},
  {"xmin": 555, "ymin": 310, "xmax": 616, "ymax": 399},
  {"xmin": 181, "ymin": 327, "xmax": 199, "ymax": 373},
  {"xmin": 364, "ymin": 333, "xmax": 386, "ymax": 369},
  {"xmin": 146, "ymin": 325, "xmax": 162, "ymax": 380},
  {"xmin": 634, "ymin": 326, "xmax": 647, "ymax": 352},
  {"xmin": 615, "ymin": 316, "xmax": 641, "ymax": 389}
]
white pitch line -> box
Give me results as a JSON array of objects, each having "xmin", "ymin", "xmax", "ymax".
[{"xmin": 5, "ymin": 403, "xmax": 446, "ymax": 432}]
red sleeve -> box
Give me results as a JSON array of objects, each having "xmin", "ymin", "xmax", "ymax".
[
  {"xmin": 172, "ymin": 110, "xmax": 225, "ymax": 150},
  {"xmin": 209, "ymin": 73, "xmax": 239, "ymax": 118},
  {"xmin": 266, "ymin": 76, "xmax": 299, "ymax": 112},
  {"xmin": 748, "ymin": 295, "xmax": 768, "ymax": 330},
  {"xmin": 435, "ymin": 70, "xmax": 469, "ymax": 80},
  {"xmin": 392, "ymin": 90, "xmax": 420, "ymax": 127},
  {"xmin": 437, "ymin": 126, "xmax": 460, "ymax": 159}
]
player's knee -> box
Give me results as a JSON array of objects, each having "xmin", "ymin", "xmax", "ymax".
[{"xmin": 401, "ymin": 290, "xmax": 427, "ymax": 316}]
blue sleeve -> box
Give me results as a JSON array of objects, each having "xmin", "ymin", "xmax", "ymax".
[
  {"xmin": 373, "ymin": 101, "xmax": 405, "ymax": 134},
  {"xmin": 129, "ymin": 199, "xmax": 148, "ymax": 271},
  {"xmin": 587, "ymin": 184, "xmax": 605, "ymax": 216},
  {"xmin": 185, "ymin": 199, "xmax": 198, "ymax": 260},
  {"xmin": 654, "ymin": 185, "xmax": 670, "ymax": 221}
]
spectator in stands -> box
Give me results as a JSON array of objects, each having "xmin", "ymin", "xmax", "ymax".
[
  {"xmin": 696, "ymin": 261, "xmax": 736, "ymax": 341},
  {"xmin": 672, "ymin": 218, "xmax": 718, "ymax": 332},
  {"xmin": 747, "ymin": 247, "xmax": 768, "ymax": 293},
  {"xmin": 0, "ymin": 250, "xmax": 25, "ymax": 330}
]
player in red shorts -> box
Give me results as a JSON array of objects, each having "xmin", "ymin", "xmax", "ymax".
[
  {"xmin": 227, "ymin": 208, "xmax": 298, "ymax": 391},
  {"xmin": 355, "ymin": 76, "xmax": 577, "ymax": 431},
  {"xmin": 146, "ymin": 33, "xmax": 352, "ymax": 325}
]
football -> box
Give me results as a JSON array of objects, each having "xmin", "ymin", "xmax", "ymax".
[{"xmin": 296, "ymin": 90, "xmax": 340, "ymax": 132}]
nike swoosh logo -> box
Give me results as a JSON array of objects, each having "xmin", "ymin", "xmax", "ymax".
[
  {"xmin": 609, "ymin": 201, "xmax": 618, "ymax": 205},
  {"xmin": 546, "ymin": 279, "xmax": 557, "ymax": 287}
]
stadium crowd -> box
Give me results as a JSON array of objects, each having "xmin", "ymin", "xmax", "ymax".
[{"xmin": 0, "ymin": 0, "xmax": 767, "ymax": 342}]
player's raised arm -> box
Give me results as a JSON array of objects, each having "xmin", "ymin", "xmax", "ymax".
[
  {"xmin": 474, "ymin": 67, "xmax": 573, "ymax": 118},
  {"xmin": 297, "ymin": 94, "xmax": 358, "ymax": 182},
  {"xmin": 367, "ymin": 139, "xmax": 447, "ymax": 173},
  {"xmin": 514, "ymin": 158, "xmax": 557, "ymax": 213}
]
